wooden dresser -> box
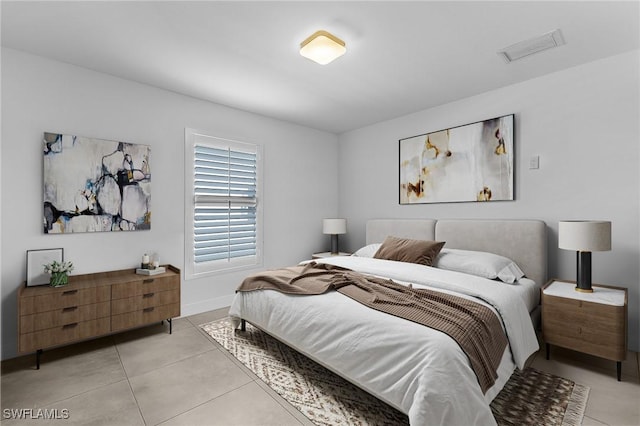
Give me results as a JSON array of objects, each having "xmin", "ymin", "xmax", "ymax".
[{"xmin": 18, "ymin": 265, "xmax": 180, "ymax": 368}]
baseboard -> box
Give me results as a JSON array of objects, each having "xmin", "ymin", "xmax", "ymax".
[{"xmin": 180, "ymin": 294, "xmax": 235, "ymax": 318}]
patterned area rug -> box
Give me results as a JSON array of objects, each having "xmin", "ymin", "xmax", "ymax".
[{"xmin": 201, "ymin": 319, "xmax": 589, "ymax": 426}]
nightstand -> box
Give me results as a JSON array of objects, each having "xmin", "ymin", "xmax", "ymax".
[
  {"xmin": 542, "ymin": 279, "xmax": 627, "ymax": 381},
  {"xmin": 312, "ymin": 252, "xmax": 351, "ymax": 259}
]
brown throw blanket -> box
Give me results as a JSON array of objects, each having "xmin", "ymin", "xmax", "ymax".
[{"xmin": 237, "ymin": 262, "xmax": 508, "ymax": 394}]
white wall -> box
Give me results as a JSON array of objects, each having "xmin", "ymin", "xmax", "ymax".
[
  {"xmin": 3, "ymin": 47, "xmax": 638, "ymax": 359},
  {"xmin": 337, "ymin": 50, "xmax": 640, "ymax": 351},
  {"xmin": 1, "ymin": 48, "xmax": 339, "ymax": 360}
]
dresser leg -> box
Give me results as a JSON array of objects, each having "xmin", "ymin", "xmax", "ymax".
[
  {"xmin": 617, "ymin": 361, "xmax": 621, "ymax": 381},
  {"xmin": 168, "ymin": 318, "xmax": 173, "ymax": 334},
  {"xmin": 545, "ymin": 343, "xmax": 550, "ymax": 360},
  {"xmin": 36, "ymin": 349, "xmax": 43, "ymax": 370},
  {"xmin": 241, "ymin": 319, "xmax": 246, "ymax": 332}
]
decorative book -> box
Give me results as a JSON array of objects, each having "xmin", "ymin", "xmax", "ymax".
[{"xmin": 135, "ymin": 266, "xmax": 166, "ymax": 276}]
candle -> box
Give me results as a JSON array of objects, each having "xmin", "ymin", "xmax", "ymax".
[{"xmin": 142, "ymin": 254, "xmax": 149, "ymax": 264}]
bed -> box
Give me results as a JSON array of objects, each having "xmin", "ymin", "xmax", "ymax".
[{"xmin": 229, "ymin": 219, "xmax": 547, "ymax": 425}]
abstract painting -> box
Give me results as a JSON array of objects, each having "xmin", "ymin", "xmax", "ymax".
[
  {"xmin": 399, "ymin": 114, "xmax": 514, "ymax": 204},
  {"xmin": 43, "ymin": 132, "xmax": 151, "ymax": 233}
]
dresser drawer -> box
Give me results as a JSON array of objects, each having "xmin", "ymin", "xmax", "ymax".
[
  {"xmin": 20, "ymin": 286, "xmax": 111, "ymax": 315},
  {"xmin": 20, "ymin": 301, "xmax": 111, "ymax": 334},
  {"xmin": 111, "ymin": 303, "xmax": 180, "ymax": 332},
  {"xmin": 111, "ymin": 275, "xmax": 179, "ymax": 299},
  {"xmin": 543, "ymin": 295, "xmax": 624, "ymax": 322},
  {"xmin": 111, "ymin": 289, "xmax": 180, "ymax": 315},
  {"xmin": 19, "ymin": 317, "xmax": 111, "ymax": 353},
  {"xmin": 543, "ymin": 321, "xmax": 625, "ymax": 360}
]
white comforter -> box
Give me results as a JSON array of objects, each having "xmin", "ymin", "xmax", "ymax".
[{"xmin": 229, "ymin": 256, "xmax": 539, "ymax": 426}]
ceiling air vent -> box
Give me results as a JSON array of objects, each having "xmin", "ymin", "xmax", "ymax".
[{"xmin": 498, "ymin": 29, "xmax": 565, "ymax": 63}]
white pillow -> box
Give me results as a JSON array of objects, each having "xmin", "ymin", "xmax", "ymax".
[
  {"xmin": 352, "ymin": 243, "xmax": 382, "ymax": 258},
  {"xmin": 434, "ymin": 248, "xmax": 525, "ymax": 284}
]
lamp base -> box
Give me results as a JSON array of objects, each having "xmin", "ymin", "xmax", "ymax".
[
  {"xmin": 574, "ymin": 251, "xmax": 593, "ymax": 293},
  {"xmin": 330, "ymin": 234, "xmax": 339, "ymax": 255}
]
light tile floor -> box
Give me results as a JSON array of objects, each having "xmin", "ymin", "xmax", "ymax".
[{"xmin": 1, "ymin": 307, "xmax": 638, "ymax": 426}]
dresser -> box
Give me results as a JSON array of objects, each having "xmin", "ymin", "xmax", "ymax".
[
  {"xmin": 18, "ymin": 265, "xmax": 180, "ymax": 368},
  {"xmin": 542, "ymin": 279, "xmax": 627, "ymax": 380}
]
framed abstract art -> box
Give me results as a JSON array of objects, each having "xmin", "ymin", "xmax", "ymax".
[
  {"xmin": 43, "ymin": 132, "xmax": 151, "ymax": 233},
  {"xmin": 399, "ymin": 114, "xmax": 514, "ymax": 204}
]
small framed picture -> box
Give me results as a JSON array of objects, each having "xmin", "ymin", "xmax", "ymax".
[{"xmin": 26, "ymin": 248, "xmax": 63, "ymax": 287}]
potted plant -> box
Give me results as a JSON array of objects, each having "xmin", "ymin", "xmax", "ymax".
[{"xmin": 44, "ymin": 260, "xmax": 74, "ymax": 287}]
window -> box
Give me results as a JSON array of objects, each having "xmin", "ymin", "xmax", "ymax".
[{"xmin": 184, "ymin": 129, "xmax": 262, "ymax": 278}]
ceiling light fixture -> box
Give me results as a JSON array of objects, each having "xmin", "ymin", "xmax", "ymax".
[{"xmin": 300, "ymin": 30, "xmax": 346, "ymax": 65}]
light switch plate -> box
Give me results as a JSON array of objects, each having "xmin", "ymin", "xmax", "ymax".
[{"xmin": 529, "ymin": 155, "xmax": 540, "ymax": 169}]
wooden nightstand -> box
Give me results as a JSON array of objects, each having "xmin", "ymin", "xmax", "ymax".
[
  {"xmin": 312, "ymin": 252, "xmax": 351, "ymax": 259},
  {"xmin": 542, "ymin": 279, "xmax": 627, "ymax": 381}
]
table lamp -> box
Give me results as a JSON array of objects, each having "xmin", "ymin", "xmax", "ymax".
[
  {"xmin": 323, "ymin": 218, "xmax": 347, "ymax": 254},
  {"xmin": 558, "ymin": 220, "xmax": 611, "ymax": 292}
]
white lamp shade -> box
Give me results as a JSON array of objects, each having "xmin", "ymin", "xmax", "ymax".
[
  {"xmin": 559, "ymin": 221, "xmax": 611, "ymax": 252},
  {"xmin": 323, "ymin": 218, "xmax": 347, "ymax": 235}
]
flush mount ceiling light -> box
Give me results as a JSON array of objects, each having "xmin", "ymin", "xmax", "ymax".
[
  {"xmin": 300, "ymin": 30, "xmax": 346, "ymax": 65},
  {"xmin": 498, "ymin": 29, "xmax": 565, "ymax": 63}
]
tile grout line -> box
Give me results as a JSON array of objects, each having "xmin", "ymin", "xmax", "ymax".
[
  {"xmin": 253, "ymin": 380, "xmax": 308, "ymax": 426},
  {"xmin": 114, "ymin": 324, "xmax": 238, "ymax": 425},
  {"xmin": 115, "ymin": 326, "xmax": 219, "ymax": 380},
  {"xmin": 154, "ymin": 381, "xmax": 260, "ymax": 426},
  {"xmin": 6, "ymin": 337, "xmax": 126, "ymax": 410},
  {"xmin": 139, "ymin": 338, "xmax": 306, "ymax": 426},
  {"xmin": 113, "ymin": 337, "xmax": 147, "ymax": 425},
  {"xmin": 198, "ymin": 319, "xmax": 310, "ymax": 425},
  {"xmin": 15, "ymin": 377, "xmax": 132, "ymax": 413},
  {"xmin": 582, "ymin": 414, "xmax": 611, "ymax": 426}
]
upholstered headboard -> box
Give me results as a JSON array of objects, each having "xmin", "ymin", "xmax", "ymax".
[
  {"xmin": 366, "ymin": 219, "xmax": 436, "ymax": 245},
  {"xmin": 366, "ymin": 219, "xmax": 547, "ymax": 287}
]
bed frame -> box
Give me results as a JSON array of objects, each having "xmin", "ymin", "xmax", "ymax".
[{"xmin": 366, "ymin": 219, "xmax": 548, "ymax": 324}]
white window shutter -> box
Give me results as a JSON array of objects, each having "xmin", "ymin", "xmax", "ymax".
[{"xmin": 185, "ymin": 129, "xmax": 262, "ymax": 278}]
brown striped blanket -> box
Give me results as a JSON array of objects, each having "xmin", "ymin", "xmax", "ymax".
[{"xmin": 237, "ymin": 262, "xmax": 508, "ymax": 393}]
